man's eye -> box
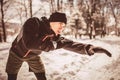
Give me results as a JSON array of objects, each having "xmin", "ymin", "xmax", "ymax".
[{"xmin": 61, "ymin": 23, "xmax": 65, "ymax": 27}]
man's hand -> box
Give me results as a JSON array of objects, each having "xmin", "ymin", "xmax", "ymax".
[{"xmin": 88, "ymin": 46, "xmax": 112, "ymax": 57}]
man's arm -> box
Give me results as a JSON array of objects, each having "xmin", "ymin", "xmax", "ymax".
[{"xmin": 56, "ymin": 37, "xmax": 112, "ymax": 57}]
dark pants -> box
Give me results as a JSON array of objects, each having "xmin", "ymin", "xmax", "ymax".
[
  {"xmin": 8, "ymin": 72, "xmax": 47, "ymax": 80},
  {"xmin": 6, "ymin": 50, "xmax": 46, "ymax": 80}
]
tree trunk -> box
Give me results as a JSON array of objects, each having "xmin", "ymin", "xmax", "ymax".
[
  {"xmin": 0, "ymin": 0, "xmax": 7, "ymax": 42},
  {"xmin": 60, "ymin": 0, "xmax": 63, "ymax": 12},
  {"xmin": 50, "ymin": 0, "xmax": 53, "ymax": 13},
  {"xmin": 57, "ymin": 0, "xmax": 60, "ymax": 11},
  {"xmin": 29, "ymin": 0, "xmax": 32, "ymax": 17},
  {"xmin": 109, "ymin": 2, "xmax": 117, "ymax": 35},
  {"xmin": 23, "ymin": 0, "xmax": 28, "ymax": 19}
]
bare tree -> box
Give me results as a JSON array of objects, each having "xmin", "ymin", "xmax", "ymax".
[
  {"xmin": 23, "ymin": 0, "xmax": 28, "ymax": 18},
  {"xmin": 50, "ymin": 0, "xmax": 54, "ymax": 13},
  {"xmin": 14, "ymin": 0, "xmax": 28, "ymax": 24},
  {"xmin": 57, "ymin": 0, "xmax": 60, "ymax": 11},
  {"xmin": 14, "ymin": 0, "xmax": 34, "ymax": 24},
  {"xmin": 0, "ymin": 0, "xmax": 7, "ymax": 42},
  {"xmin": 0, "ymin": 0, "xmax": 21, "ymax": 42},
  {"xmin": 109, "ymin": 2, "xmax": 118, "ymax": 35},
  {"xmin": 29, "ymin": 0, "xmax": 32, "ymax": 17}
]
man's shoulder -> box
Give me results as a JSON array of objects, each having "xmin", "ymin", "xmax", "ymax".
[
  {"xmin": 27, "ymin": 17, "xmax": 39, "ymax": 20},
  {"xmin": 25, "ymin": 16, "xmax": 49, "ymax": 24}
]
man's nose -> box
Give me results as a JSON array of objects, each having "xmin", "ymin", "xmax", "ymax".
[{"xmin": 59, "ymin": 26, "xmax": 63, "ymax": 30}]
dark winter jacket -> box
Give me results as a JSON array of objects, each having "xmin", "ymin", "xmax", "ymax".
[{"xmin": 10, "ymin": 17, "xmax": 93, "ymax": 58}]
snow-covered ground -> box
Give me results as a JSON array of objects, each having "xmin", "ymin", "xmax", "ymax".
[{"xmin": 0, "ymin": 35, "xmax": 120, "ymax": 80}]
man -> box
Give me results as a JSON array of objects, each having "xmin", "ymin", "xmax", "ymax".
[{"xmin": 6, "ymin": 12, "xmax": 112, "ymax": 80}]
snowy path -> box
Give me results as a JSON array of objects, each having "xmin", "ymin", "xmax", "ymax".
[{"xmin": 0, "ymin": 36, "xmax": 120, "ymax": 80}]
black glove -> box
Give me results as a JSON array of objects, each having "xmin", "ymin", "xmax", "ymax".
[{"xmin": 86, "ymin": 45, "xmax": 112, "ymax": 57}]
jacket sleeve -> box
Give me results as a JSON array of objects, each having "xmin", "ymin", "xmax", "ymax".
[{"xmin": 56, "ymin": 37, "xmax": 93, "ymax": 55}]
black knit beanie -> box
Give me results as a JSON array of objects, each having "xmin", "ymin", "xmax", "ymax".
[{"xmin": 49, "ymin": 12, "xmax": 67, "ymax": 24}]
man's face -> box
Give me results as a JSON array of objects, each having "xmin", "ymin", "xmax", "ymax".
[{"xmin": 50, "ymin": 22, "xmax": 65, "ymax": 35}]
